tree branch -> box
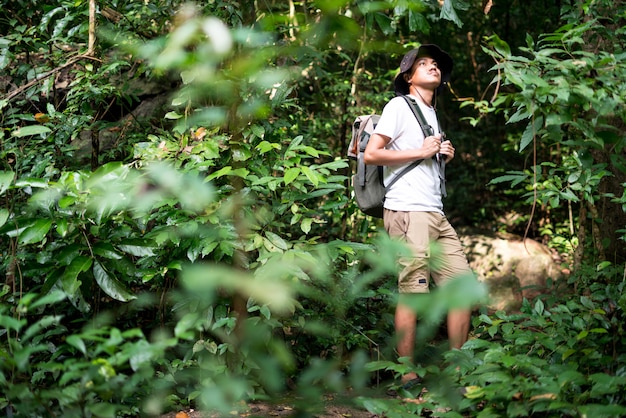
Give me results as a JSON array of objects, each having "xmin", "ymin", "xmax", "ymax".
[
  {"xmin": 2, "ymin": 54, "xmax": 101, "ymax": 102},
  {"xmin": 2, "ymin": 0, "xmax": 99, "ymax": 103}
]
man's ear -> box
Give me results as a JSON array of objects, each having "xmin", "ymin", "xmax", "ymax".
[{"xmin": 403, "ymin": 73, "xmax": 411, "ymax": 82}]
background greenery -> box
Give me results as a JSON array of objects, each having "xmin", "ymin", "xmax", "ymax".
[{"xmin": 1, "ymin": 0, "xmax": 625, "ymax": 416}]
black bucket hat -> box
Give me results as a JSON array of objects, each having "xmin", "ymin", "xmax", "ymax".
[{"xmin": 394, "ymin": 44, "xmax": 453, "ymax": 96}]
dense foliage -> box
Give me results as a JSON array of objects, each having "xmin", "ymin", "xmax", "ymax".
[{"xmin": 1, "ymin": 0, "xmax": 625, "ymax": 416}]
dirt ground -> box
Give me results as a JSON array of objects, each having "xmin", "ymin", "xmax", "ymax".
[
  {"xmin": 159, "ymin": 393, "xmax": 384, "ymax": 418},
  {"xmin": 161, "ymin": 403, "xmax": 377, "ymax": 418}
]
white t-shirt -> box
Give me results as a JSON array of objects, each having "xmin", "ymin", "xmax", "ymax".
[{"xmin": 373, "ymin": 95, "xmax": 443, "ymax": 214}]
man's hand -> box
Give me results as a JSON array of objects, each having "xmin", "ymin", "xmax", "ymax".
[
  {"xmin": 423, "ymin": 134, "xmax": 443, "ymax": 158},
  {"xmin": 440, "ymin": 139, "xmax": 455, "ymax": 162}
]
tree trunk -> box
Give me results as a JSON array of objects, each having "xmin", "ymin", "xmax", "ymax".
[{"xmin": 581, "ymin": 1, "xmax": 626, "ymax": 264}]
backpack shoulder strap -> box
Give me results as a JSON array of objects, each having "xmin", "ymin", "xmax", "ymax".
[
  {"xmin": 401, "ymin": 95, "xmax": 448, "ymax": 197},
  {"xmin": 402, "ymin": 95, "xmax": 435, "ymax": 137},
  {"xmin": 401, "ymin": 95, "xmax": 436, "ymax": 137}
]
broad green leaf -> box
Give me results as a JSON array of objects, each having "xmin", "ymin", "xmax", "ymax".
[
  {"xmin": 0, "ymin": 315, "xmax": 25, "ymax": 333},
  {"xmin": 87, "ymin": 161, "xmax": 126, "ymax": 186},
  {"xmin": 117, "ymin": 243, "xmax": 156, "ymax": 257},
  {"xmin": 407, "ymin": 10, "xmax": 428, "ymax": 33},
  {"xmin": 301, "ymin": 166, "xmax": 319, "ymax": 186},
  {"xmin": 300, "ymin": 218, "xmax": 312, "ymax": 234},
  {"xmin": 87, "ymin": 403, "xmax": 117, "ymax": 417},
  {"xmin": 55, "ymin": 218, "xmax": 68, "ymax": 237},
  {"xmin": 520, "ymin": 116, "xmax": 543, "ymax": 152},
  {"xmin": 439, "ymin": 0, "xmax": 463, "ymax": 27},
  {"xmin": 183, "ymin": 263, "xmax": 294, "ymax": 313},
  {"xmin": 30, "ymin": 289, "xmax": 67, "ymax": 309},
  {"xmin": 207, "ymin": 166, "xmax": 232, "ymax": 180},
  {"xmin": 18, "ymin": 219, "xmax": 52, "ymax": 245},
  {"xmin": 250, "ymin": 124, "xmax": 265, "ymax": 138},
  {"xmin": 534, "ymin": 299, "xmax": 545, "ymax": 315},
  {"xmin": 488, "ymin": 172, "xmax": 528, "ymax": 186},
  {"xmin": 66, "ymin": 335, "xmax": 87, "ymax": 356},
  {"xmin": 93, "ymin": 242, "xmax": 123, "ymax": 259},
  {"xmin": 0, "ymin": 170, "xmax": 14, "ymax": 194},
  {"xmin": 488, "ymin": 34, "xmax": 511, "ymax": 58},
  {"xmin": 62, "ymin": 256, "xmax": 92, "ymax": 296},
  {"xmin": 265, "ymin": 231, "xmax": 290, "ymax": 251},
  {"xmin": 256, "ymin": 140, "xmax": 281, "ymax": 154},
  {"xmin": 283, "ymin": 167, "xmax": 300, "ymax": 185},
  {"xmin": 21, "ymin": 315, "xmax": 62, "ymax": 342},
  {"xmin": 14, "ymin": 178, "xmax": 49, "ymax": 188},
  {"xmin": 164, "ymin": 111, "xmax": 183, "ymax": 119},
  {"xmin": 12, "ymin": 125, "xmax": 51, "ymax": 137},
  {"xmin": 578, "ymin": 404, "xmax": 626, "ymax": 417},
  {"xmin": 0, "ymin": 208, "xmax": 9, "ymax": 228},
  {"xmin": 93, "ymin": 261, "xmax": 137, "ymax": 302}
]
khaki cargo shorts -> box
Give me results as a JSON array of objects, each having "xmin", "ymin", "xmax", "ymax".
[{"xmin": 383, "ymin": 210, "xmax": 472, "ymax": 294}]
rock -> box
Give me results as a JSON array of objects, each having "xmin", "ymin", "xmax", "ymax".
[{"xmin": 458, "ymin": 229, "xmax": 564, "ymax": 311}]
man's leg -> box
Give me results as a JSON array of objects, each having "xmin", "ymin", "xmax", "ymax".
[
  {"xmin": 435, "ymin": 217, "xmax": 473, "ymax": 349},
  {"xmin": 395, "ymin": 298, "xmax": 418, "ymax": 383},
  {"xmin": 447, "ymin": 308, "xmax": 471, "ymax": 349}
]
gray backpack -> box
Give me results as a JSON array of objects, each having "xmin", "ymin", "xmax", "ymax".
[{"xmin": 347, "ymin": 96, "xmax": 436, "ymax": 218}]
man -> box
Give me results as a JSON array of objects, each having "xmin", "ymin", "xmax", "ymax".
[{"xmin": 363, "ymin": 44, "xmax": 472, "ymax": 386}]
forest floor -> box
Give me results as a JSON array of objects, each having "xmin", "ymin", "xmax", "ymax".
[{"xmin": 159, "ymin": 388, "xmax": 394, "ymax": 417}]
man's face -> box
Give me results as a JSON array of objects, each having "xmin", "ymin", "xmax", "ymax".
[{"xmin": 406, "ymin": 55, "xmax": 441, "ymax": 90}]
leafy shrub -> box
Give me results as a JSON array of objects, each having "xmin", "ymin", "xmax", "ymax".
[{"xmin": 448, "ymin": 279, "xmax": 626, "ymax": 417}]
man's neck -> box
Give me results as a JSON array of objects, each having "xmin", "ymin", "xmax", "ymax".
[{"xmin": 409, "ymin": 86, "xmax": 435, "ymax": 107}]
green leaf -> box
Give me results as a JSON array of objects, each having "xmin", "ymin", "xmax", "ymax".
[
  {"xmin": 18, "ymin": 219, "xmax": 52, "ymax": 245},
  {"xmin": 374, "ymin": 12, "xmax": 393, "ymax": 35},
  {"xmin": 62, "ymin": 256, "xmax": 92, "ymax": 296},
  {"xmin": 250, "ymin": 124, "xmax": 265, "ymax": 138},
  {"xmin": 12, "ymin": 125, "xmax": 51, "ymax": 137},
  {"xmin": 439, "ymin": 0, "xmax": 463, "ymax": 27},
  {"xmin": 14, "ymin": 178, "xmax": 49, "ymax": 188},
  {"xmin": 284, "ymin": 167, "xmax": 300, "ymax": 185},
  {"xmin": 265, "ymin": 231, "xmax": 290, "ymax": 251},
  {"xmin": 30, "ymin": 289, "xmax": 67, "ymax": 310},
  {"xmin": 520, "ymin": 116, "xmax": 543, "ymax": 153},
  {"xmin": 300, "ymin": 218, "xmax": 312, "ymax": 234},
  {"xmin": 0, "ymin": 170, "xmax": 15, "ymax": 195},
  {"xmin": 55, "ymin": 218, "xmax": 68, "ymax": 237},
  {"xmin": 578, "ymin": 404, "xmax": 626, "ymax": 417},
  {"xmin": 207, "ymin": 166, "xmax": 232, "ymax": 180},
  {"xmin": 21, "ymin": 315, "xmax": 62, "ymax": 342},
  {"xmin": 534, "ymin": 299, "xmax": 544, "ymax": 315},
  {"xmin": 93, "ymin": 261, "xmax": 137, "ymax": 302},
  {"xmin": 0, "ymin": 209, "xmax": 9, "ymax": 228},
  {"xmin": 301, "ymin": 166, "xmax": 319, "ymax": 186},
  {"xmin": 488, "ymin": 172, "xmax": 528, "ymax": 186},
  {"xmin": 0, "ymin": 315, "xmax": 25, "ymax": 333},
  {"xmin": 87, "ymin": 161, "xmax": 126, "ymax": 186},
  {"xmin": 117, "ymin": 243, "xmax": 156, "ymax": 257},
  {"xmin": 66, "ymin": 335, "xmax": 87, "ymax": 356},
  {"xmin": 256, "ymin": 140, "xmax": 280, "ymax": 154},
  {"xmin": 164, "ymin": 111, "xmax": 183, "ymax": 119}
]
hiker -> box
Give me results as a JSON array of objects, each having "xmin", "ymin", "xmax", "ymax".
[{"xmin": 363, "ymin": 44, "xmax": 472, "ymax": 386}]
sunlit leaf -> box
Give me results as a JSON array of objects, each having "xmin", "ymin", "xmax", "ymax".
[
  {"xmin": 301, "ymin": 166, "xmax": 319, "ymax": 186},
  {"xmin": 0, "ymin": 208, "xmax": 9, "ymax": 228},
  {"xmin": 300, "ymin": 218, "xmax": 312, "ymax": 234},
  {"xmin": 18, "ymin": 219, "xmax": 52, "ymax": 245},
  {"xmin": 0, "ymin": 170, "xmax": 14, "ymax": 195},
  {"xmin": 283, "ymin": 167, "xmax": 300, "ymax": 185},
  {"xmin": 265, "ymin": 231, "xmax": 290, "ymax": 251},
  {"xmin": 117, "ymin": 243, "xmax": 156, "ymax": 257},
  {"xmin": 12, "ymin": 125, "xmax": 51, "ymax": 137}
]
